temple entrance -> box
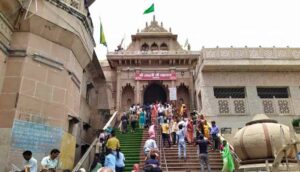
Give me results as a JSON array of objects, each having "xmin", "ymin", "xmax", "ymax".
[{"xmin": 143, "ymin": 83, "xmax": 167, "ymax": 104}]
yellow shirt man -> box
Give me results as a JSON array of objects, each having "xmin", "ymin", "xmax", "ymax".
[
  {"xmin": 106, "ymin": 136, "xmax": 120, "ymax": 151},
  {"xmin": 161, "ymin": 123, "xmax": 169, "ymax": 134}
]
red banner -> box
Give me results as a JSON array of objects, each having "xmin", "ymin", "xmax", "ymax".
[{"xmin": 135, "ymin": 72, "xmax": 176, "ymax": 80}]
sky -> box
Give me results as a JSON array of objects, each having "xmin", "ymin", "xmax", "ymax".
[{"xmin": 89, "ymin": 0, "xmax": 300, "ymax": 60}]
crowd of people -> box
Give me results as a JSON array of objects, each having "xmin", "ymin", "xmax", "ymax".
[
  {"xmin": 124, "ymin": 101, "xmax": 235, "ymax": 172},
  {"xmin": 17, "ymin": 101, "xmax": 235, "ymax": 172}
]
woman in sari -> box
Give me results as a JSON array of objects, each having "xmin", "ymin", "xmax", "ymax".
[
  {"xmin": 221, "ymin": 140, "xmax": 235, "ymax": 172},
  {"xmin": 186, "ymin": 118, "xmax": 194, "ymax": 144},
  {"xmin": 151, "ymin": 103, "xmax": 157, "ymax": 124}
]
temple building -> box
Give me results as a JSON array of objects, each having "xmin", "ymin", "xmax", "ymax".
[
  {"xmin": 194, "ymin": 47, "xmax": 300, "ymax": 140},
  {"xmin": 107, "ymin": 16, "xmax": 300, "ymax": 142},
  {"xmin": 107, "ymin": 16, "xmax": 200, "ymax": 111}
]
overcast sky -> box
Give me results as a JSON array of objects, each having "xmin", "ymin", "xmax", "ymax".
[{"xmin": 89, "ymin": 0, "xmax": 300, "ymax": 60}]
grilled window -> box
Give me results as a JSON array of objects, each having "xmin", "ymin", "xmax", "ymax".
[
  {"xmin": 214, "ymin": 87, "xmax": 245, "ymax": 98},
  {"xmin": 257, "ymin": 87, "xmax": 289, "ymax": 98}
]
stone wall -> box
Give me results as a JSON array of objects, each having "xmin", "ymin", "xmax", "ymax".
[
  {"xmin": 195, "ymin": 71, "xmax": 300, "ymax": 142},
  {"xmin": 0, "ymin": 31, "xmax": 86, "ymax": 170}
]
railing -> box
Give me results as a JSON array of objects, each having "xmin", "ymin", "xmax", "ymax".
[
  {"xmin": 9, "ymin": 163, "xmax": 21, "ymax": 172},
  {"xmin": 72, "ymin": 111, "xmax": 119, "ymax": 172},
  {"xmin": 157, "ymin": 126, "xmax": 168, "ymax": 172},
  {"xmin": 107, "ymin": 50, "xmax": 201, "ymax": 56}
]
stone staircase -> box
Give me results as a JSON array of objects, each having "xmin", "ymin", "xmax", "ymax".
[
  {"xmin": 161, "ymin": 144, "xmax": 223, "ymax": 171},
  {"xmin": 115, "ymin": 127, "xmax": 144, "ymax": 172},
  {"xmin": 136, "ymin": 125, "xmax": 224, "ymax": 172}
]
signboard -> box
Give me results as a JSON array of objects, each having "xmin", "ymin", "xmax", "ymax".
[
  {"xmin": 135, "ymin": 72, "xmax": 176, "ymax": 80},
  {"xmin": 11, "ymin": 120, "xmax": 63, "ymax": 153},
  {"xmin": 169, "ymin": 87, "xmax": 177, "ymax": 100}
]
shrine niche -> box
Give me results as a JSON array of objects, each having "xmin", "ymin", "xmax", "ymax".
[
  {"xmin": 121, "ymin": 84, "xmax": 134, "ymax": 110},
  {"xmin": 177, "ymin": 83, "xmax": 190, "ymax": 108}
]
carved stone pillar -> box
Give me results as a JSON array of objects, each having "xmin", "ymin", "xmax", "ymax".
[
  {"xmin": 116, "ymin": 70, "xmax": 121, "ymax": 110},
  {"xmin": 135, "ymin": 80, "xmax": 140, "ymax": 104}
]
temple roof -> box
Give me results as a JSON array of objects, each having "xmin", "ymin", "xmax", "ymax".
[{"xmin": 141, "ymin": 15, "xmax": 169, "ymax": 33}]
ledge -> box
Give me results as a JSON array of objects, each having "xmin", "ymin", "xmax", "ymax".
[
  {"xmin": 45, "ymin": 0, "xmax": 95, "ymax": 45},
  {"xmin": 32, "ymin": 53, "xmax": 64, "ymax": 70}
]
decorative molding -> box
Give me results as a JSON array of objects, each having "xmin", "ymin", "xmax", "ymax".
[
  {"xmin": 0, "ymin": 12, "xmax": 13, "ymax": 43},
  {"xmin": 203, "ymin": 47, "xmax": 300, "ymax": 59},
  {"xmin": 45, "ymin": 0, "xmax": 95, "ymax": 45},
  {"xmin": 0, "ymin": 41, "xmax": 26, "ymax": 57},
  {"xmin": 32, "ymin": 53, "xmax": 64, "ymax": 70},
  {"xmin": 67, "ymin": 69, "xmax": 81, "ymax": 89}
]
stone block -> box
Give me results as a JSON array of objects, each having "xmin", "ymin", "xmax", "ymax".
[
  {"xmin": 28, "ymin": 32, "xmax": 51, "ymax": 55},
  {"xmin": 52, "ymin": 87, "xmax": 66, "ymax": 104},
  {"xmin": 20, "ymin": 78, "xmax": 36, "ymax": 96},
  {"xmin": 35, "ymin": 82, "xmax": 52, "ymax": 101},
  {"xmin": 22, "ymin": 61, "xmax": 47, "ymax": 82},
  {"xmin": 50, "ymin": 41, "xmax": 71, "ymax": 65},
  {"xmin": 47, "ymin": 70, "xmax": 67, "ymax": 88},
  {"xmin": 17, "ymin": 94, "xmax": 42, "ymax": 115},
  {"xmin": 1, "ymin": 77, "xmax": 21, "ymax": 93},
  {"xmin": 65, "ymin": 92, "xmax": 75, "ymax": 112},
  {"xmin": 0, "ymin": 93, "xmax": 17, "ymax": 110},
  {"xmin": 10, "ymin": 32, "xmax": 29, "ymax": 49},
  {"xmin": 5, "ymin": 60, "xmax": 23, "ymax": 77},
  {"xmin": 0, "ymin": 110, "xmax": 15, "ymax": 128},
  {"xmin": 42, "ymin": 102, "xmax": 66, "ymax": 120}
]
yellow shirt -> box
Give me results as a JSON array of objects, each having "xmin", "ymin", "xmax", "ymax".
[
  {"xmin": 162, "ymin": 123, "xmax": 169, "ymax": 134},
  {"xmin": 106, "ymin": 137, "xmax": 120, "ymax": 150}
]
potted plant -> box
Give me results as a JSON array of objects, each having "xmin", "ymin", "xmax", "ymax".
[{"xmin": 292, "ymin": 118, "xmax": 300, "ymax": 133}]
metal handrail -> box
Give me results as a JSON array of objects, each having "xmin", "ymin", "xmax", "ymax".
[
  {"xmin": 159, "ymin": 127, "xmax": 168, "ymax": 172},
  {"xmin": 72, "ymin": 111, "xmax": 119, "ymax": 172}
]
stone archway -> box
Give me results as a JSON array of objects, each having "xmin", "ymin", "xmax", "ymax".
[
  {"xmin": 121, "ymin": 84, "xmax": 134, "ymax": 110},
  {"xmin": 143, "ymin": 83, "xmax": 167, "ymax": 105},
  {"xmin": 177, "ymin": 83, "xmax": 190, "ymax": 109}
]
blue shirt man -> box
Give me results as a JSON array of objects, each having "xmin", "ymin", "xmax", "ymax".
[{"xmin": 104, "ymin": 149, "xmax": 116, "ymax": 172}]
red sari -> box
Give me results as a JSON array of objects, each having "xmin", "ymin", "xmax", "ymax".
[
  {"xmin": 186, "ymin": 120, "xmax": 194, "ymax": 143},
  {"xmin": 151, "ymin": 105, "xmax": 157, "ymax": 124}
]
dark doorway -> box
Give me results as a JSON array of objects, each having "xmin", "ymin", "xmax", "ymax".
[{"xmin": 144, "ymin": 84, "xmax": 167, "ymax": 104}]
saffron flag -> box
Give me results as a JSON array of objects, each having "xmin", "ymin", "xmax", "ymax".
[
  {"xmin": 143, "ymin": 3, "xmax": 154, "ymax": 14},
  {"xmin": 100, "ymin": 21, "xmax": 107, "ymax": 47}
]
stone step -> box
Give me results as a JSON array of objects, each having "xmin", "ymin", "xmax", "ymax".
[
  {"xmin": 162, "ymin": 165, "xmax": 223, "ymax": 171},
  {"xmin": 164, "ymin": 158, "xmax": 223, "ymax": 163}
]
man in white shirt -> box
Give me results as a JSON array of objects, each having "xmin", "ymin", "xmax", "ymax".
[
  {"xmin": 21, "ymin": 150, "xmax": 38, "ymax": 172},
  {"xmin": 41, "ymin": 149, "xmax": 60, "ymax": 171},
  {"xmin": 143, "ymin": 135, "xmax": 158, "ymax": 157}
]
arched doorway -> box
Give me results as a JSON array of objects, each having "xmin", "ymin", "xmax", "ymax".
[
  {"xmin": 143, "ymin": 83, "xmax": 167, "ymax": 104},
  {"xmin": 121, "ymin": 84, "xmax": 134, "ymax": 110},
  {"xmin": 177, "ymin": 84, "xmax": 190, "ymax": 109}
]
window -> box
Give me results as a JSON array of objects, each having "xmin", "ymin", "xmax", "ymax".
[
  {"xmin": 257, "ymin": 87, "xmax": 289, "ymax": 98},
  {"xmin": 160, "ymin": 43, "xmax": 168, "ymax": 50},
  {"xmin": 141, "ymin": 43, "xmax": 149, "ymax": 51},
  {"xmin": 214, "ymin": 87, "xmax": 245, "ymax": 98},
  {"xmin": 151, "ymin": 43, "xmax": 158, "ymax": 51},
  {"xmin": 86, "ymin": 82, "xmax": 94, "ymax": 104}
]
